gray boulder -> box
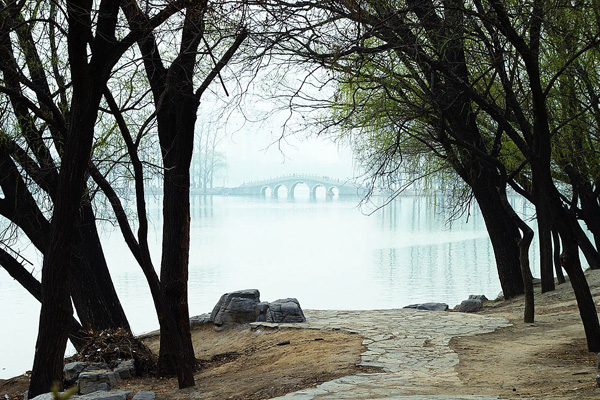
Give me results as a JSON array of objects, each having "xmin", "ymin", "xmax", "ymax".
[
  {"xmin": 131, "ymin": 391, "xmax": 156, "ymax": 400},
  {"xmin": 468, "ymin": 295, "xmax": 488, "ymax": 302},
  {"xmin": 64, "ymin": 362, "xmax": 109, "ymax": 385},
  {"xmin": 403, "ymin": 303, "xmax": 449, "ymax": 311},
  {"xmin": 457, "ymin": 299, "xmax": 483, "ymax": 313},
  {"xmin": 78, "ymin": 370, "xmax": 120, "ymax": 395},
  {"xmin": 266, "ymin": 298, "xmax": 306, "ymax": 323},
  {"xmin": 210, "ymin": 289, "xmax": 261, "ymax": 327}
]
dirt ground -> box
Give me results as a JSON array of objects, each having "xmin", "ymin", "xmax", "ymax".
[
  {"xmin": 128, "ymin": 325, "xmax": 368, "ymax": 399},
  {"xmin": 3, "ymin": 270, "xmax": 600, "ymax": 399},
  {"xmin": 0, "ymin": 325, "xmax": 368, "ymax": 400},
  {"xmin": 450, "ymin": 269, "xmax": 600, "ymax": 399}
]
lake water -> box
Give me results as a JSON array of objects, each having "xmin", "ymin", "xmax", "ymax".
[{"xmin": 0, "ymin": 193, "xmax": 540, "ymax": 379}]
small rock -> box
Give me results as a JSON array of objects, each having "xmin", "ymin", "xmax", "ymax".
[
  {"xmin": 131, "ymin": 391, "xmax": 156, "ymax": 400},
  {"xmin": 266, "ymin": 298, "xmax": 306, "ymax": 323},
  {"xmin": 597, "ymin": 353, "xmax": 600, "ymax": 370},
  {"xmin": 468, "ymin": 295, "xmax": 488, "ymax": 302},
  {"xmin": 596, "ymin": 374, "xmax": 600, "ymax": 387},
  {"xmin": 457, "ymin": 299, "xmax": 483, "ymax": 313},
  {"xmin": 78, "ymin": 370, "xmax": 120, "ymax": 395},
  {"xmin": 403, "ymin": 303, "xmax": 449, "ymax": 311}
]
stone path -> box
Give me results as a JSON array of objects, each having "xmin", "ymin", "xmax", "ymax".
[{"xmin": 250, "ymin": 309, "xmax": 511, "ymax": 400}]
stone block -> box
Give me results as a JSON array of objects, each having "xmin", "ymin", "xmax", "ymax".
[
  {"xmin": 78, "ymin": 369, "xmax": 120, "ymax": 395},
  {"xmin": 210, "ymin": 289, "xmax": 261, "ymax": 327},
  {"xmin": 457, "ymin": 299, "xmax": 483, "ymax": 313},
  {"xmin": 64, "ymin": 362, "xmax": 109, "ymax": 386},
  {"xmin": 266, "ymin": 298, "xmax": 306, "ymax": 323}
]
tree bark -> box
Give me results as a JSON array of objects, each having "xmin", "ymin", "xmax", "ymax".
[
  {"xmin": 156, "ymin": 90, "xmax": 198, "ymax": 387},
  {"xmin": 70, "ymin": 204, "xmax": 131, "ymax": 331},
  {"xmin": 471, "ymin": 181, "xmax": 524, "ymax": 299}
]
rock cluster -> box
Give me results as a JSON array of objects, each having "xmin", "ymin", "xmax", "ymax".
[
  {"xmin": 30, "ymin": 361, "xmax": 154, "ymax": 400},
  {"xmin": 209, "ymin": 289, "xmax": 306, "ymax": 328},
  {"xmin": 63, "ymin": 359, "xmax": 136, "ymax": 395}
]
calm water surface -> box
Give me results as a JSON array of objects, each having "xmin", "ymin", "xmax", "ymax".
[{"xmin": 0, "ymin": 194, "xmax": 539, "ymax": 378}]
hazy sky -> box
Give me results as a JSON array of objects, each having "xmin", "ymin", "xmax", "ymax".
[
  {"xmin": 219, "ymin": 127, "xmax": 355, "ymax": 186},
  {"xmin": 196, "ymin": 78, "xmax": 357, "ymax": 187}
]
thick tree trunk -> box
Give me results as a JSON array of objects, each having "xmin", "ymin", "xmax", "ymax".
[
  {"xmin": 28, "ymin": 98, "xmax": 101, "ymax": 398},
  {"xmin": 471, "ymin": 183, "xmax": 524, "ymax": 299},
  {"xmin": 156, "ymin": 89, "xmax": 198, "ymax": 387},
  {"xmin": 70, "ymin": 204, "xmax": 131, "ymax": 331}
]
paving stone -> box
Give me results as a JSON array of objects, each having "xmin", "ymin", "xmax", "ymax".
[{"xmin": 258, "ymin": 309, "xmax": 510, "ymax": 400}]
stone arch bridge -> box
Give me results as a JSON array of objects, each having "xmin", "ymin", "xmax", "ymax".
[{"xmin": 228, "ymin": 174, "xmax": 367, "ymax": 198}]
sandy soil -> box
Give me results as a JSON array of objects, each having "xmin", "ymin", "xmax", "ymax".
[{"xmin": 3, "ymin": 270, "xmax": 600, "ymax": 399}]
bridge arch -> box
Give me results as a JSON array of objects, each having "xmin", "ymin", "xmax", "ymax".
[
  {"xmin": 272, "ymin": 184, "xmax": 286, "ymax": 198},
  {"xmin": 310, "ymin": 184, "xmax": 325, "ymax": 198},
  {"xmin": 260, "ymin": 186, "xmax": 271, "ymax": 196}
]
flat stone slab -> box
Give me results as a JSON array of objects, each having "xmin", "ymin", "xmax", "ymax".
[
  {"xmin": 131, "ymin": 391, "xmax": 156, "ymax": 400},
  {"xmin": 256, "ymin": 309, "xmax": 510, "ymax": 400},
  {"xmin": 74, "ymin": 390, "xmax": 132, "ymax": 400}
]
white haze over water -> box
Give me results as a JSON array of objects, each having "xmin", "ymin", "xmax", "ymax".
[{"xmin": 0, "ymin": 194, "xmax": 544, "ymax": 379}]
